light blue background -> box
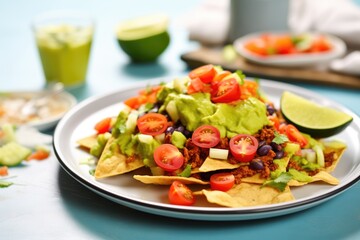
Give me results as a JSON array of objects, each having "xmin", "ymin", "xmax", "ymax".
[{"xmin": 1, "ymin": 1, "xmax": 359, "ymax": 240}]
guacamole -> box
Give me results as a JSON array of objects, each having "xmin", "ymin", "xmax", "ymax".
[
  {"xmin": 202, "ymin": 97, "xmax": 269, "ymax": 138},
  {"xmin": 165, "ymin": 92, "xmax": 268, "ymax": 138}
]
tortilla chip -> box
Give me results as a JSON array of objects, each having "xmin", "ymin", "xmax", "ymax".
[
  {"xmin": 133, "ymin": 175, "xmax": 209, "ymax": 185},
  {"xmin": 77, "ymin": 135, "xmax": 98, "ymax": 149},
  {"xmin": 323, "ymin": 144, "xmax": 347, "ymax": 173},
  {"xmin": 94, "ymin": 137, "xmax": 144, "ymax": 179},
  {"xmin": 241, "ymin": 174, "xmax": 266, "ymax": 184},
  {"xmin": 196, "ymin": 183, "xmax": 294, "ymax": 208},
  {"xmin": 288, "ymin": 171, "xmax": 339, "ymax": 186},
  {"xmin": 199, "ymin": 157, "xmax": 244, "ymax": 172}
]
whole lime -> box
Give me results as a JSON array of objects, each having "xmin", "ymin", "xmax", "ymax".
[{"xmin": 116, "ymin": 14, "xmax": 170, "ymax": 62}]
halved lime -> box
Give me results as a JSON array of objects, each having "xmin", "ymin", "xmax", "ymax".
[
  {"xmin": 280, "ymin": 91, "xmax": 353, "ymax": 138},
  {"xmin": 116, "ymin": 14, "xmax": 170, "ymax": 62}
]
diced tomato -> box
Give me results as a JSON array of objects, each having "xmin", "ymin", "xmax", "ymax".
[
  {"xmin": 26, "ymin": 149, "xmax": 50, "ymax": 161},
  {"xmin": 240, "ymin": 80, "xmax": 259, "ymax": 100},
  {"xmin": 211, "ymin": 78, "xmax": 241, "ymax": 103},
  {"xmin": 285, "ymin": 124, "xmax": 308, "ymax": 148},
  {"xmin": 268, "ymin": 115, "xmax": 280, "ymax": 130},
  {"xmin": 187, "ymin": 77, "xmax": 211, "ymax": 94},
  {"xmin": 213, "ymin": 70, "xmax": 232, "ymax": 83},
  {"xmin": 244, "ymin": 39, "xmax": 267, "ymax": 56},
  {"xmin": 192, "ymin": 125, "xmax": 221, "ymax": 148},
  {"xmin": 229, "ymin": 134, "xmax": 259, "ymax": 162},
  {"xmin": 0, "ymin": 166, "xmax": 8, "ymax": 176},
  {"xmin": 168, "ymin": 180, "xmax": 195, "ymax": 206},
  {"xmin": 210, "ymin": 173, "xmax": 235, "ymax": 192},
  {"xmin": 273, "ymin": 35, "xmax": 295, "ymax": 54},
  {"xmin": 124, "ymin": 86, "xmax": 162, "ymax": 109},
  {"xmin": 154, "ymin": 144, "xmax": 184, "ymax": 172},
  {"xmin": 94, "ymin": 117, "xmax": 112, "ymax": 134},
  {"xmin": 310, "ymin": 36, "xmax": 332, "ymax": 52},
  {"xmin": 137, "ymin": 113, "xmax": 168, "ymax": 136},
  {"xmin": 189, "ymin": 64, "xmax": 216, "ymax": 83}
]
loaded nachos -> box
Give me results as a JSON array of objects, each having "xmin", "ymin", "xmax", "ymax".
[{"xmin": 77, "ymin": 65, "xmax": 349, "ymax": 208}]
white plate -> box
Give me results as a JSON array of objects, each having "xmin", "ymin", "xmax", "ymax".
[
  {"xmin": 0, "ymin": 91, "xmax": 77, "ymax": 131},
  {"xmin": 233, "ymin": 32, "xmax": 347, "ymax": 67},
  {"xmin": 53, "ymin": 79, "xmax": 360, "ymax": 221}
]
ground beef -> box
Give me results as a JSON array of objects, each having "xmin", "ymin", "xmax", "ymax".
[
  {"xmin": 182, "ymin": 139, "xmax": 209, "ymax": 168},
  {"xmin": 254, "ymin": 125, "xmax": 276, "ymax": 145},
  {"xmin": 230, "ymin": 149, "xmax": 278, "ymax": 184},
  {"xmin": 324, "ymin": 151, "xmax": 336, "ymax": 168},
  {"xmin": 287, "ymin": 159, "xmax": 319, "ymax": 176}
]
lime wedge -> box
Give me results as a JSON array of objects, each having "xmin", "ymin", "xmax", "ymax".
[
  {"xmin": 280, "ymin": 91, "xmax": 353, "ymax": 138},
  {"xmin": 116, "ymin": 14, "xmax": 170, "ymax": 62}
]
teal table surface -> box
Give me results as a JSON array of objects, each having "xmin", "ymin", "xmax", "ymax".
[{"xmin": 1, "ymin": 1, "xmax": 360, "ymax": 240}]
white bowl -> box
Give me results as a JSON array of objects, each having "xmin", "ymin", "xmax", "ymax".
[{"xmin": 233, "ymin": 32, "xmax": 347, "ymax": 67}]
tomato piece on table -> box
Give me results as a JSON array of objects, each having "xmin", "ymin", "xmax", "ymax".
[
  {"xmin": 285, "ymin": 124, "xmax": 308, "ymax": 148},
  {"xmin": 137, "ymin": 113, "xmax": 168, "ymax": 136},
  {"xmin": 210, "ymin": 172, "xmax": 235, "ymax": 192},
  {"xmin": 192, "ymin": 125, "xmax": 221, "ymax": 148},
  {"xmin": 154, "ymin": 144, "xmax": 184, "ymax": 172},
  {"xmin": 26, "ymin": 149, "xmax": 50, "ymax": 161},
  {"xmin": 94, "ymin": 117, "xmax": 112, "ymax": 134},
  {"xmin": 168, "ymin": 180, "xmax": 195, "ymax": 206},
  {"xmin": 0, "ymin": 166, "xmax": 9, "ymax": 176},
  {"xmin": 211, "ymin": 78, "xmax": 241, "ymax": 103},
  {"xmin": 229, "ymin": 134, "xmax": 259, "ymax": 162},
  {"xmin": 189, "ymin": 64, "xmax": 216, "ymax": 84}
]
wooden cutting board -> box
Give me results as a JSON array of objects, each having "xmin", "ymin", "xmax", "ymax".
[{"xmin": 181, "ymin": 47, "xmax": 360, "ymax": 89}]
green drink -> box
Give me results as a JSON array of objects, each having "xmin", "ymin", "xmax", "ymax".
[{"xmin": 33, "ymin": 12, "xmax": 94, "ymax": 88}]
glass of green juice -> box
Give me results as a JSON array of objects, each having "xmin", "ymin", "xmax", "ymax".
[{"xmin": 33, "ymin": 11, "xmax": 94, "ymax": 88}]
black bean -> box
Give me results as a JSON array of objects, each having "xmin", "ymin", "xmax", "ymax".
[
  {"xmin": 175, "ymin": 125, "xmax": 185, "ymax": 133},
  {"xmin": 257, "ymin": 144, "xmax": 272, "ymax": 156},
  {"xmin": 165, "ymin": 126, "xmax": 175, "ymax": 135},
  {"xmin": 249, "ymin": 158, "xmax": 264, "ymax": 170},
  {"xmin": 270, "ymin": 142, "xmax": 282, "ymax": 152},
  {"xmin": 183, "ymin": 129, "xmax": 192, "ymax": 138},
  {"xmin": 258, "ymin": 140, "xmax": 267, "ymax": 148},
  {"xmin": 266, "ymin": 104, "xmax": 276, "ymax": 115},
  {"xmin": 275, "ymin": 150, "xmax": 284, "ymax": 159}
]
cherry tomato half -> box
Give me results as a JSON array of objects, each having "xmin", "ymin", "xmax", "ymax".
[
  {"xmin": 154, "ymin": 144, "xmax": 184, "ymax": 172},
  {"xmin": 189, "ymin": 64, "xmax": 216, "ymax": 84},
  {"xmin": 229, "ymin": 134, "xmax": 259, "ymax": 162},
  {"xmin": 210, "ymin": 173, "xmax": 235, "ymax": 192},
  {"xmin": 285, "ymin": 124, "xmax": 308, "ymax": 148},
  {"xmin": 192, "ymin": 125, "xmax": 221, "ymax": 148},
  {"xmin": 94, "ymin": 117, "xmax": 112, "ymax": 134},
  {"xmin": 213, "ymin": 70, "xmax": 232, "ymax": 83},
  {"xmin": 211, "ymin": 78, "xmax": 241, "ymax": 103},
  {"xmin": 137, "ymin": 113, "xmax": 168, "ymax": 136},
  {"xmin": 168, "ymin": 181, "xmax": 195, "ymax": 206}
]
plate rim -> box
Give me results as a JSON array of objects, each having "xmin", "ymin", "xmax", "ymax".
[{"xmin": 53, "ymin": 79, "xmax": 360, "ymax": 220}]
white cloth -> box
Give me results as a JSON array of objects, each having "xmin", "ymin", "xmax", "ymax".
[
  {"xmin": 330, "ymin": 51, "xmax": 360, "ymax": 76},
  {"xmin": 182, "ymin": 0, "xmax": 360, "ymax": 76},
  {"xmin": 289, "ymin": 0, "xmax": 360, "ymax": 76},
  {"xmin": 289, "ymin": 0, "xmax": 360, "ymax": 49},
  {"xmin": 180, "ymin": 0, "xmax": 230, "ymax": 46}
]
